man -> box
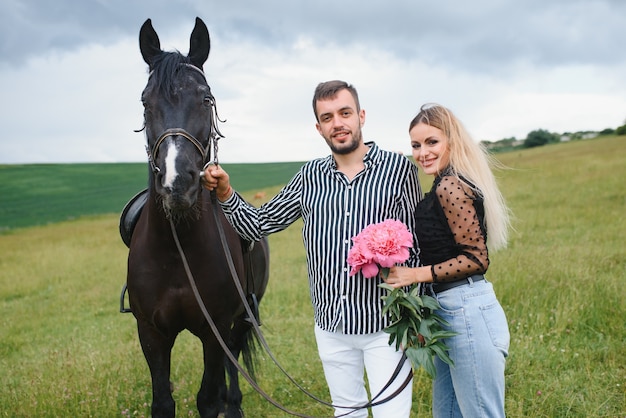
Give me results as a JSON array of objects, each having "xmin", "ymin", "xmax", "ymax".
[{"xmin": 203, "ymin": 80, "xmax": 422, "ymax": 417}]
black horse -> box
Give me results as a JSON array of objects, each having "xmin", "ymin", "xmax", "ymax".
[{"xmin": 124, "ymin": 17, "xmax": 269, "ymax": 418}]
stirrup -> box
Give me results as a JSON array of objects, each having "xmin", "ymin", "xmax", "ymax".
[
  {"xmin": 243, "ymin": 293, "xmax": 261, "ymax": 325},
  {"xmin": 119, "ymin": 283, "xmax": 132, "ymax": 313}
]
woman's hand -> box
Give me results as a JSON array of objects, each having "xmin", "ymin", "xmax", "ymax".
[{"xmin": 385, "ymin": 265, "xmax": 430, "ymax": 288}]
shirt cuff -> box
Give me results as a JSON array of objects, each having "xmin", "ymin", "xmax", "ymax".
[{"xmin": 218, "ymin": 190, "xmax": 241, "ymax": 215}]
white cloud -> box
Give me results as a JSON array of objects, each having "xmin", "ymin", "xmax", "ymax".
[
  {"xmin": 1, "ymin": 1, "xmax": 625, "ymax": 164},
  {"xmin": 0, "ymin": 39, "xmax": 147, "ymax": 163}
]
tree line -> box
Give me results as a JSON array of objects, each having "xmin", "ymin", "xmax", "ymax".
[{"xmin": 483, "ymin": 118, "xmax": 626, "ymax": 153}]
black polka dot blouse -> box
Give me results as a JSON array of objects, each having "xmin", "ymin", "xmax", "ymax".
[{"xmin": 414, "ymin": 170, "xmax": 489, "ymax": 283}]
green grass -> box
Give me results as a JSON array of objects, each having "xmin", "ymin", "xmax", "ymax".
[
  {"xmin": 490, "ymin": 137, "xmax": 626, "ymax": 417},
  {"xmin": 0, "ymin": 136, "xmax": 625, "ymax": 417},
  {"xmin": 0, "ymin": 161, "xmax": 305, "ymax": 231}
]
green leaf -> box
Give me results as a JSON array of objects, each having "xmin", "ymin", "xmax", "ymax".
[
  {"xmin": 396, "ymin": 320, "xmax": 409, "ymax": 342},
  {"xmin": 407, "ymin": 315, "xmax": 421, "ymax": 330},
  {"xmin": 421, "ymin": 356, "xmax": 437, "ymax": 378},
  {"xmin": 379, "ymin": 283, "xmax": 395, "ymax": 292},
  {"xmin": 431, "ymin": 342, "xmax": 455, "ymax": 366},
  {"xmin": 386, "ymin": 304, "xmax": 400, "ymax": 319},
  {"xmin": 430, "ymin": 313, "xmax": 453, "ymax": 328},
  {"xmin": 405, "ymin": 346, "xmax": 437, "ymax": 378},
  {"xmin": 403, "ymin": 294, "xmax": 424, "ymax": 313},
  {"xmin": 418, "ymin": 319, "xmax": 433, "ymax": 340},
  {"xmin": 385, "ymin": 322, "xmax": 399, "ymax": 334},
  {"xmin": 421, "ymin": 295, "xmax": 442, "ymax": 311},
  {"xmin": 430, "ymin": 330, "xmax": 458, "ymax": 340},
  {"xmin": 409, "ymin": 284, "xmax": 421, "ymax": 298},
  {"xmin": 397, "ymin": 299, "xmax": 419, "ymax": 317},
  {"xmin": 401, "ymin": 328, "xmax": 409, "ymax": 349}
]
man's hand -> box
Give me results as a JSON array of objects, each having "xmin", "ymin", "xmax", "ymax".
[{"xmin": 201, "ymin": 164, "xmax": 233, "ymax": 201}]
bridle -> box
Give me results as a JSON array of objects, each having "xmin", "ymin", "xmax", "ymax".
[
  {"xmin": 150, "ymin": 63, "xmax": 412, "ymax": 417},
  {"xmin": 144, "ymin": 63, "xmax": 224, "ymax": 175},
  {"xmin": 148, "ymin": 128, "xmax": 210, "ymax": 174}
]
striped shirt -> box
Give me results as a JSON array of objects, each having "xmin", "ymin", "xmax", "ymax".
[{"xmin": 220, "ymin": 142, "xmax": 422, "ymax": 334}]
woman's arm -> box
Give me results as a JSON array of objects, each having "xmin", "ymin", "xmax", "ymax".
[{"xmin": 385, "ymin": 175, "xmax": 489, "ymax": 288}]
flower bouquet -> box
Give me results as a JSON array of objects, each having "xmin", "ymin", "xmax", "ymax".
[{"xmin": 347, "ymin": 219, "xmax": 456, "ymax": 378}]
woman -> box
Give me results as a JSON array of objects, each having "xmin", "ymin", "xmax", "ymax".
[{"xmin": 385, "ymin": 104, "xmax": 511, "ymax": 417}]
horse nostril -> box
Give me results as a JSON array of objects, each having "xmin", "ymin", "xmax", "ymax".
[{"xmin": 155, "ymin": 172, "xmax": 171, "ymax": 192}]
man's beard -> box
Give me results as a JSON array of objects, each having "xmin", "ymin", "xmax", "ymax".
[{"xmin": 326, "ymin": 126, "xmax": 362, "ymax": 155}]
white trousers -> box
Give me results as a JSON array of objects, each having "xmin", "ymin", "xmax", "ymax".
[{"xmin": 314, "ymin": 325, "xmax": 413, "ymax": 417}]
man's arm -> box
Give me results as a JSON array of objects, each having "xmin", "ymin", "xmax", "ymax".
[{"xmin": 202, "ymin": 164, "xmax": 304, "ymax": 242}]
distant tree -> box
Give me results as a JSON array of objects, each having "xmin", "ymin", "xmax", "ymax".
[
  {"xmin": 524, "ymin": 129, "xmax": 560, "ymax": 148},
  {"xmin": 599, "ymin": 128, "xmax": 615, "ymax": 135},
  {"xmin": 498, "ymin": 137, "xmax": 517, "ymax": 145},
  {"xmin": 616, "ymin": 125, "xmax": 626, "ymax": 136}
]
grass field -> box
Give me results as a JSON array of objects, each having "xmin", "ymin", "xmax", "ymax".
[
  {"xmin": 0, "ymin": 161, "xmax": 305, "ymax": 231},
  {"xmin": 0, "ymin": 136, "xmax": 625, "ymax": 417}
]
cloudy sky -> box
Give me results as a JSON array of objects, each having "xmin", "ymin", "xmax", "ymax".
[{"xmin": 1, "ymin": 0, "xmax": 624, "ymax": 164}]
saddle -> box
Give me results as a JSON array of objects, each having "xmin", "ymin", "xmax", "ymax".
[
  {"xmin": 119, "ymin": 189, "xmax": 149, "ymax": 248},
  {"xmin": 118, "ymin": 189, "xmax": 255, "ymax": 253}
]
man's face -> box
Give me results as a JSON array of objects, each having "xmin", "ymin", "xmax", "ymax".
[{"xmin": 315, "ymin": 89, "xmax": 366, "ymax": 155}]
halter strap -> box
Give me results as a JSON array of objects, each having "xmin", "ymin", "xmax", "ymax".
[
  {"xmin": 158, "ymin": 128, "xmax": 205, "ymax": 159},
  {"xmin": 145, "ymin": 64, "xmax": 225, "ymax": 174},
  {"xmin": 181, "ymin": 63, "xmax": 207, "ymax": 81}
]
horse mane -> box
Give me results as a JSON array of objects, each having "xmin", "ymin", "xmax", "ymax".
[{"xmin": 149, "ymin": 51, "xmax": 193, "ymax": 99}]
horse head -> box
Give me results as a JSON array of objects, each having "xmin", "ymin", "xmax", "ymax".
[{"xmin": 139, "ymin": 17, "xmax": 217, "ymax": 218}]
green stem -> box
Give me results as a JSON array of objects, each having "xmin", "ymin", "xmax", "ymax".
[{"xmin": 380, "ymin": 267, "xmax": 390, "ymax": 280}]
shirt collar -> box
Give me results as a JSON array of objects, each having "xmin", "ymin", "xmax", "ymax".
[{"xmin": 322, "ymin": 141, "xmax": 379, "ymax": 171}]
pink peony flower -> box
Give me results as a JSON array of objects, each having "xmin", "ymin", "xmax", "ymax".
[{"xmin": 347, "ymin": 219, "xmax": 413, "ymax": 278}]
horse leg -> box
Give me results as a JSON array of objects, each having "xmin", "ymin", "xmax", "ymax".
[
  {"xmin": 223, "ymin": 356, "xmax": 243, "ymax": 418},
  {"xmin": 196, "ymin": 335, "xmax": 227, "ymax": 418},
  {"xmin": 224, "ymin": 316, "xmax": 259, "ymax": 418},
  {"xmin": 222, "ymin": 240, "xmax": 267, "ymax": 417},
  {"xmin": 137, "ymin": 322, "xmax": 177, "ymax": 418}
]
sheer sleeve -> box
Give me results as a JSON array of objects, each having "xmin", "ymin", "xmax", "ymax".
[{"xmin": 430, "ymin": 176, "xmax": 489, "ymax": 282}]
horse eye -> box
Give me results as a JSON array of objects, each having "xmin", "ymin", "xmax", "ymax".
[{"xmin": 142, "ymin": 105, "xmax": 152, "ymax": 120}]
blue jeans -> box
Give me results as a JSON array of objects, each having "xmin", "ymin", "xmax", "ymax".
[{"xmin": 429, "ymin": 278, "xmax": 510, "ymax": 418}]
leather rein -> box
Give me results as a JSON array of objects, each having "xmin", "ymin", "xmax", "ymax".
[{"xmin": 171, "ymin": 204, "xmax": 412, "ymax": 418}]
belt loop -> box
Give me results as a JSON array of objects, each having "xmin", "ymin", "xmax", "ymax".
[{"xmin": 468, "ymin": 276, "xmax": 475, "ymax": 286}]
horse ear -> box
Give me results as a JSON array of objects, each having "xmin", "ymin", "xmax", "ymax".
[
  {"xmin": 139, "ymin": 18, "xmax": 162, "ymax": 67},
  {"xmin": 188, "ymin": 17, "xmax": 210, "ymax": 69}
]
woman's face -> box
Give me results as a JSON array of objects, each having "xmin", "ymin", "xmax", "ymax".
[{"xmin": 409, "ymin": 122, "xmax": 450, "ymax": 176}]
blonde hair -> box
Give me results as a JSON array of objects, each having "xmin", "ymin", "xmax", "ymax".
[{"xmin": 409, "ymin": 104, "xmax": 511, "ymax": 250}]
